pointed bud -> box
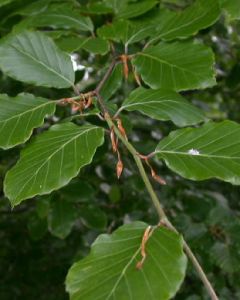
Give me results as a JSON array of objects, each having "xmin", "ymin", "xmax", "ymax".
[
  {"xmin": 110, "ymin": 128, "xmax": 118, "ymax": 153},
  {"xmin": 117, "ymin": 119, "xmax": 128, "ymax": 140},
  {"xmin": 153, "ymin": 174, "xmax": 167, "ymax": 185},
  {"xmin": 120, "ymin": 55, "xmax": 129, "ymax": 80},
  {"xmin": 116, "ymin": 160, "xmax": 123, "ymax": 179}
]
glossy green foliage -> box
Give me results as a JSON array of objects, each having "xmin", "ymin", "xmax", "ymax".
[
  {"xmin": 66, "ymin": 222, "xmax": 187, "ymax": 300},
  {"xmin": 4, "ymin": 123, "xmax": 104, "ymax": 206},
  {"xmin": 0, "ymin": 31, "xmax": 75, "ymax": 88},
  {"xmin": 221, "ymin": 0, "xmax": 240, "ymax": 20},
  {"xmin": 153, "ymin": 0, "xmax": 220, "ymax": 41},
  {"xmin": 156, "ymin": 121, "xmax": 240, "ymax": 184},
  {"xmin": 56, "ymin": 36, "xmax": 109, "ymax": 54},
  {"xmin": 133, "ymin": 41, "xmax": 216, "ymax": 91},
  {"xmin": 98, "ymin": 19, "xmax": 154, "ymax": 46},
  {"xmin": 13, "ymin": 5, "xmax": 94, "ymax": 33},
  {"xmin": 121, "ymin": 87, "xmax": 205, "ymax": 127},
  {"xmin": 105, "ymin": 0, "xmax": 157, "ymax": 19},
  {"xmin": 0, "ymin": 93, "xmax": 56, "ymax": 149},
  {"xmin": 0, "ymin": 0, "xmax": 239, "ymax": 299}
]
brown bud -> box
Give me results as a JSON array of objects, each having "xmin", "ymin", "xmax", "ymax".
[
  {"xmin": 110, "ymin": 128, "xmax": 118, "ymax": 153},
  {"xmin": 116, "ymin": 160, "xmax": 123, "ymax": 179},
  {"xmin": 120, "ymin": 55, "xmax": 129, "ymax": 80},
  {"xmin": 116, "ymin": 118, "xmax": 128, "ymax": 140},
  {"xmin": 153, "ymin": 174, "xmax": 167, "ymax": 185}
]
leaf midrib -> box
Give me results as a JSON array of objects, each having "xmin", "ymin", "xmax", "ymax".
[
  {"xmin": 159, "ymin": 5, "xmax": 211, "ymax": 39},
  {"xmin": 0, "ymin": 101, "xmax": 55, "ymax": 123},
  {"xmin": 157, "ymin": 150, "xmax": 240, "ymax": 160},
  {"xmin": 14, "ymin": 127, "xmax": 99, "ymax": 200},
  {"xmin": 37, "ymin": 13, "xmax": 92, "ymax": 31},
  {"xmin": 106, "ymin": 246, "xmax": 141, "ymax": 300},
  {"xmin": 138, "ymin": 52, "xmax": 198, "ymax": 77},
  {"xmin": 10, "ymin": 44, "xmax": 73, "ymax": 86},
  {"xmin": 122, "ymin": 99, "xmax": 188, "ymax": 110}
]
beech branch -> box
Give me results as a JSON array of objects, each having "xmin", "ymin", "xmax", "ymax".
[{"xmin": 69, "ymin": 59, "xmax": 219, "ymax": 300}]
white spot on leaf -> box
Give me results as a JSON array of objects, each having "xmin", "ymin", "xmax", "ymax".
[{"xmin": 188, "ymin": 149, "xmax": 200, "ymax": 156}]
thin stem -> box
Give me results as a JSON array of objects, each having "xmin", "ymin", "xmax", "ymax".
[
  {"xmin": 183, "ymin": 242, "xmax": 219, "ymax": 300},
  {"xmin": 106, "ymin": 115, "xmax": 219, "ymax": 300},
  {"xmin": 105, "ymin": 113, "xmax": 166, "ymax": 220},
  {"xmin": 95, "ymin": 60, "xmax": 116, "ymax": 94},
  {"xmin": 70, "ymin": 58, "xmax": 219, "ymax": 300}
]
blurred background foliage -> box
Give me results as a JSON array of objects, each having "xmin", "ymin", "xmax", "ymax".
[{"xmin": 0, "ymin": 0, "xmax": 240, "ymax": 299}]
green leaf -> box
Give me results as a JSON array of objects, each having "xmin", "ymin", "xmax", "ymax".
[
  {"xmin": 108, "ymin": 185, "xmax": 121, "ymax": 203},
  {"xmin": 48, "ymin": 198, "xmax": 77, "ymax": 239},
  {"xmin": 60, "ymin": 180, "xmax": 95, "ymax": 203},
  {"xmin": 220, "ymin": 0, "xmax": 240, "ymax": 20},
  {"xmin": 28, "ymin": 213, "xmax": 48, "ymax": 241},
  {"xmin": 13, "ymin": 5, "xmax": 94, "ymax": 33},
  {"xmin": 133, "ymin": 41, "xmax": 216, "ymax": 91},
  {"xmin": 0, "ymin": 0, "xmax": 16, "ymax": 7},
  {"xmin": 121, "ymin": 87, "xmax": 206, "ymax": 127},
  {"xmin": 153, "ymin": 0, "xmax": 220, "ymax": 41},
  {"xmin": 97, "ymin": 19, "xmax": 154, "ymax": 46},
  {"xmin": 36, "ymin": 196, "xmax": 51, "ymax": 219},
  {"xmin": 14, "ymin": 0, "xmax": 51, "ymax": 16},
  {"xmin": 116, "ymin": 1, "xmax": 157, "ymax": 19},
  {"xmin": 4, "ymin": 123, "xmax": 104, "ymax": 206},
  {"xmin": 80, "ymin": 206, "xmax": 107, "ymax": 230},
  {"xmin": 156, "ymin": 121, "xmax": 240, "ymax": 185},
  {"xmin": 80, "ymin": 2, "xmax": 113, "ymax": 14},
  {"xmin": 56, "ymin": 36, "xmax": 109, "ymax": 55},
  {"xmin": 0, "ymin": 31, "xmax": 75, "ymax": 88},
  {"xmin": 66, "ymin": 222, "xmax": 187, "ymax": 300},
  {"xmin": 0, "ymin": 93, "xmax": 56, "ymax": 149},
  {"xmin": 100, "ymin": 64, "xmax": 123, "ymax": 101},
  {"xmin": 211, "ymin": 242, "xmax": 239, "ymax": 273},
  {"xmin": 103, "ymin": 0, "xmax": 128, "ymax": 12}
]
